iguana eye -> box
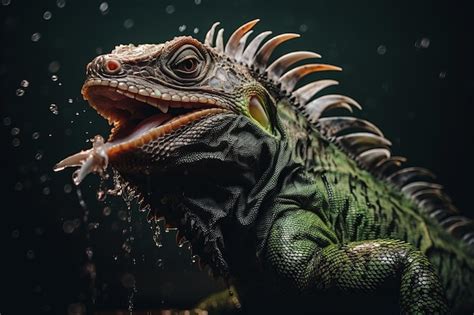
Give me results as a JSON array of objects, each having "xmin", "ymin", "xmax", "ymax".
[
  {"xmin": 175, "ymin": 57, "xmax": 198, "ymax": 74},
  {"xmin": 104, "ymin": 58, "xmax": 121, "ymax": 74},
  {"xmin": 170, "ymin": 46, "xmax": 203, "ymax": 79}
]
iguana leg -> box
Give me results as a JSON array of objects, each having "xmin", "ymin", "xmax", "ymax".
[{"xmin": 264, "ymin": 210, "xmax": 449, "ymax": 314}]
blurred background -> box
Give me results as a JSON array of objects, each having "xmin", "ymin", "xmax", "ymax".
[{"xmin": 1, "ymin": 0, "xmax": 474, "ymax": 314}]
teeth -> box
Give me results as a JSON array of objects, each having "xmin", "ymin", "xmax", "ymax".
[
  {"xmin": 118, "ymin": 82, "xmax": 128, "ymax": 90},
  {"xmin": 146, "ymin": 98, "xmax": 170, "ymax": 114},
  {"xmin": 157, "ymin": 103, "xmax": 169, "ymax": 113},
  {"xmin": 190, "ymin": 96, "xmax": 198, "ymax": 102},
  {"xmin": 207, "ymin": 98, "xmax": 216, "ymax": 105},
  {"xmin": 138, "ymin": 89, "xmax": 149, "ymax": 96},
  {"xmin": 147, "ymin": 98, "xmax": 158, "ymax": 106},
  {"xmin": 162, "ymin": 93, "xmax": 171, "ymax": 101},
  {"xmin": 199, "ymin": 97, "xmax": 208, "ymax": 104},
  {"xmin": 153, "ymin": 89, "xmax": 162, "ymax": 97},
  {"xmin": 182, "ymin": 96, "xmax": 190, "ymax": 102},
  {"xmin": 135, "ymin": 94, "xmax": 147, "ymax": 102},
  {"xmin": 128, "ymin": 85, "xmax": 138, "ymax": 93},
  {"xmin": 124, "ymin": 91, "xmax": 136, "ymax": 98},
  {"xmin": 116, "ymin": 89, "xmax": 124, "ymax": 95},
  {"xmin": 109, "ymin": 81, "xmax": 118, "ymax": 87},
  {"xmin": 171, "ymin": 95, "xmax": 181, "ymax": 101}
]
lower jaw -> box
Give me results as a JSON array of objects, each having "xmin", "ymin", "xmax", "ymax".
[{"xmin": 106, "ymin": 108, "xmax": 229, "ymax": 159}]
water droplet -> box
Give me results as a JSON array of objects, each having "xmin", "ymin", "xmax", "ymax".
[
  {"xmin": 178, "ymin": 24, "xmax": 186, "ymax": 32},
  {"xmin": 2, "ymin": 0, "xmax": 11, "ymax": 6},
  {"xmin": 3, "ymin": 116, "xmax": 12, "ymax": 126},
  {"xmin": 194, "ymin": 0, "xmax": 201, "ymax": 4},
  {"xmin": 193, "ymin": 27, "xmax": 199, "ymax": 34},
  {"xmin": 12, "ymin": 138, "xmax": 20, "ymax": 147},
  {"xmin": 51, "ymin": 74, "xmax": 58, "ymax": 81},
  {"xmin": 97, "ymin": 189, "xmax": 106, "ymax": 201},
  {"xmin": 151, "ymin": 219, "xmax": 162, "ymax": 247},
  {"xmin": 103, "ymin": 206, "xmax": 112, "ymax": 216},
  {"xmin": 26, "ymin": 249, "xmax": 35, "ymax": 259},
  {"xmin": 42, "ymin": 187, "xmax": 51, "ymax": 195},
  {"xmin": 156, "ymin": 258, "xmax": 164, "ymax": 269},
  {"xmin": 95, "ymin": 47, "xmax": 103, "ymax": 54},
  {"xmin": 31, "ymin": 32, "xmax": 41, "ymax": 42},
  {"xmin": 43, "ymin": 11, "xmax": 52, "ymax": 20},
  {"xmin": 420, "ymin": 37, "xmax": 430, "ymax": 48},
  {"xmin": 20, "ymin": 80, "xmax": 29, "ymax": 88},
  {"xmin": 85, "ymin": 247, "xmax": 93, "ymax": 259},
  {"xmin": 48, "ymin": 61, "xmax": 60, "ymax": 73},
  {"xmin": 377, "ymin": 45, "xmax": 387, "ymax": 55},
  {"xmin": 99, "ymin": 2, "xmax": 109, "ymax": 14},
  {"xmin": 122, "ymin": 241, "xmax": 132, "ymax": 253},
  {"xmin": 123, "ymin": 18, "xmax": 134, "ymax": 29},
  {"xmin": 40, "ymin": 174, "xmax": 49, "ymax": 183},
  {"xmin": 11, "ymin": 229, "xmax": 20, "ymax": 238},
  {"xmin": 63, "ymin": 184, "xmax": 72, "ymax": 194},
  {"xmin": 439, "ymin": 71, "xmax": 446, "ymax": 79},
  {"xmin": 56, "ymin": 0, "xmax": 66, "ymax": 8},
  {"xmin": 49, "ymin": 103, "xmax": 59, "ymax": 115},
  {"xmin": 35, "ymin": 151, "xmax": 43, "ymax": 160},
  {"xmin": 415, "ymin": 37, "xmax": 430, "ymax": 49},
  {"xmin": 16, "ymin": 88, "xmax": 25, "ymax": 96},
  {"xmin": 32, "ymin": 131, "xmax": 40, "ymax": 140},
  {"xmin": 88, "ymin": 222, "xmax": 99, "ymax": 230},
  {"xmin": 62, "ymin": 220, "xmax": 75, "ymax": 233},
  {"xmin": 11, "ymin": 127, "xmax": 20, "ymax": 135},
  {"xmin": 165, "ymin": 4, "xmax": 175, "ymax": 14},
  {"xmin": 299, "ymin": 24, "xmax": 308, "ymax": 32}
]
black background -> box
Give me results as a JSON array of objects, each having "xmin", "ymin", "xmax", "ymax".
[{"xmin": 1, "ymin": 0, "xmax": 474, "ymax": 314}]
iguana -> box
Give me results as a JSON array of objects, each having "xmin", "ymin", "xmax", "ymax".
[{"xmin": 54, "ymin": 20, "xmax": 474, "ymax": 314}]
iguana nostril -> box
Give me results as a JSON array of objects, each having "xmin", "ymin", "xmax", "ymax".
[{"xmin": 104, "ymin": 58, "xmax": 121, "ymax": 74}]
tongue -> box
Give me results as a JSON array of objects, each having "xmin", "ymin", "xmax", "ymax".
[{"xmin": 110, "ymin": 113, "xmax": 172, "ymax": 145}]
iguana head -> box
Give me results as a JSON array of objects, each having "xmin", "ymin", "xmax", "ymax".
[
  {"xmin": 57, "ymin": 20, "xmax": 347, "ymax": 275},
  {"xmin": 83, "ymin": 29, "xmax": 278, "ymax": 173}
]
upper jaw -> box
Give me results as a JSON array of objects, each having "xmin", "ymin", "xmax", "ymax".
[
  {"xmin": 81, "ymin": 77, "xmax": 226, "ymax": 114},
  {"xmin": 80, "ymin": 77, "xmax": 231, "ymax": 157}
]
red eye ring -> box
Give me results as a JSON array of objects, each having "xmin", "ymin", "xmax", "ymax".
[{"xmin": 104, "ymin": 59, "xmax": 121, "ymax": 74}]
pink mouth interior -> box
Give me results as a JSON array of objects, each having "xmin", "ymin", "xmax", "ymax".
[{"xmin": 109, "ymin": 113, "xmax": 172, "ymax": 145}]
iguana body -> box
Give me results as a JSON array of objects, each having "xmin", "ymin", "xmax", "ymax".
[{"xmin": 55, "ymin": 20, "xmax": 474, "ymax": 313}]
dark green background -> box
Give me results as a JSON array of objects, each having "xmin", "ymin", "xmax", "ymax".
[{"xmin": 1, "ymin": 0, "xmax": 473, "ymax": 314}]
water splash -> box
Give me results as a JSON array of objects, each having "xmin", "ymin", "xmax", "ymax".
[{"xmin": 54, "ymin": 135, "xmax": 109, "ymax": 185}]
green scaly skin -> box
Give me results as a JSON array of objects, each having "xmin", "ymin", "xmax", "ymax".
[{"xmin": 57, "ymin": 21, "xmax": 474, "ymax": 314}]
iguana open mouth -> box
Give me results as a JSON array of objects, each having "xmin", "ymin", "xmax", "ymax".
[{"xmin": 81, "ymin": 79, "xmax": 229, "ymax": 157}]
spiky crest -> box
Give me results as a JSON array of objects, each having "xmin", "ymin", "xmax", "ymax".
[{"xmin": 203, "ymin": 20, "xmax": 474, "ymax": 250}]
